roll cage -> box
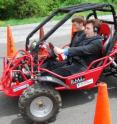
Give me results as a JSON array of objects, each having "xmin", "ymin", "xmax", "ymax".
[
  {"xmin": 26, "ymin": 3, "xmax": 117, "ymax": 51},
  {"xmin": 1, "ymin": 3, "xmax": 117, "ymax": 96}
]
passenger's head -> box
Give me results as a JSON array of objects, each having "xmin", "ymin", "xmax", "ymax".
[
  {"xmin": 94, "ymin": 19, "xmax": 102, "ymax": 28},
  {"xmin": 72, "ymin": 16, "xmax": 85, "ymax": 32},
  {"xmin": 84, "ymin": 19, "xmax": 98, "ymax": 38}
]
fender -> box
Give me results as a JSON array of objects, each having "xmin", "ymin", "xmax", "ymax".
[{"xmin": 37, "ymin": 76, "xmax": 69, "ymax": 89}]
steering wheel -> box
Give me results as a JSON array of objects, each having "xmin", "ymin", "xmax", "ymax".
[
  {"xmin": 39, "ymin": 42, "xmax": 56, "ymax": 60},
  {"xmin": 38, "ymin": 44, "xmax": 49, "ymax": 59},
  {"xmin": 29, "ymin": 41, "xmax": 55, "ymax": 60}
]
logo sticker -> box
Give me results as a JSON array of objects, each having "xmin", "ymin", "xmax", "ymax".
[
  {"xmin": 13, "ymin": 84, "xmax": 29, "ymax": 92},
  {"xmin": 71, "ymin": 76, "xmax": 85, "ymax": 85},
  {"xmin": 77, "ymin": 78, "xmax": 93, "ymax": 88},
  {"xmin": 46, "ymin": 76, "xmax": 53, "ymax": 81}
]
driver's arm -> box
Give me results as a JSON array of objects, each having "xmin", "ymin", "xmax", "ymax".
[{"xmin": 64, "ymin": 39, "xmax": 102, "ymax": 57}]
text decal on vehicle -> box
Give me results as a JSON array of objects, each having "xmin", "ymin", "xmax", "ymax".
[
  {"xmin": 71, "ymin": 76, "xmax": 85, "ymax": 85},
  {"xmin": 13, "ymin": 84, "xmax": 29, "ymax": 92},
  {"xmin": 77, "ymin": 78, "xmax": 93, "ymax": 88}
]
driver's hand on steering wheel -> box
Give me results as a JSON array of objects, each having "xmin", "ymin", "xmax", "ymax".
[
  {"xmin": 54, "ymin": 47, "xmax": 64, "ymax": 55},
  {"xmin": 48, "ymin": 42, "xmax": 69, "ymax": 61}
]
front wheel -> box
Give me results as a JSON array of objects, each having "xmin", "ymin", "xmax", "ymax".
[{"xmin": 18, "ymin": 84, "xmax": 62, "ymax": 123}]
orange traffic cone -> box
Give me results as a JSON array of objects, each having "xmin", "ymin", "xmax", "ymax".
[
  {"xmin": 6, "ymin": 25, "xmax": 16, "ymax": 57},
  {"xmin": 39, "ymin": 26, "xmax": 44, "ymax": 40},
  {"xmin": 94, "ymin": 83, "xmax": 111, "ymax": 124},
  {"xmin": 71, "ymin": 23, "xmax": 77, "ymax": 39}
]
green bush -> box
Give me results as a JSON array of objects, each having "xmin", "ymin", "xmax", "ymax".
[
  {"xmin": 0, "ymin": 0, "xmax": 116, "ymax": 20},
  {"xmin": 62, "ymin": 0, "xmax": 83, "ymax": 6},
  {"xmin": 48, "ymin": 0, "xmax": 60, "ymax": 12},
  {"xmin": 13, "ymin": 0, "xmax": 39, "ymax": 19},
  {"xmin": 0, "ymin": 0, "xmax": 60, "ymax": 19},
  {"xmin": 61, "ymin": 0, "xmax": 106, "ymax": 6},
  {"xmin": 0, "ymin": 0, "xmax": 14, "ymax": 19},
  {"xmin": 13, "ymin": 0, "xmax": 61, "ymax": 19}
]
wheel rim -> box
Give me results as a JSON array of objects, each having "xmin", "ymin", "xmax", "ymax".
[{"xmin": 30, "ymin": 96, "xmax": 53, "ymax": 118}]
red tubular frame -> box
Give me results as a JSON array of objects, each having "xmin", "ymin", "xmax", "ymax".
[
  {"xmin": 0, "ymin": 50, "xmax": 34, "ymax": 96},
  {"xmin": 37, "ymin": 48, "xmax": 117, "ymax": 91},
  {"xmin": 0, "ymin": 43, "xmax": 117, "ymax": 96}
]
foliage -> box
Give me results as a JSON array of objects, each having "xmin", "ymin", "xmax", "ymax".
[
  {"xmin": 0, "ymin": 0, "xmax": 14, "ymax": 19},
  {"xmin": 0, "ymin": 0, "xmax": 116, "ymax": 20}
]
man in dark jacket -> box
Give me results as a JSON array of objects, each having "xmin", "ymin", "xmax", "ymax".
[
  {"xmin": 51, "ymin": 19, "xmax": 103, "ymax": 76},
  {"xmin": 41, "ymin": 16, "xmax": 85, "ymax": 69},
  {"xmin": 70, "ymin": 16, "xmax": 85, "ymax": 47}
]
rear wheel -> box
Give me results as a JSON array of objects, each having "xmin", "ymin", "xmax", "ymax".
[{"xmin": 18, "ymin": 83, "xmax": 62, "ymax": 123}]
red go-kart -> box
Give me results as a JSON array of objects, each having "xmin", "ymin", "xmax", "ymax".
[{"xmin": 0, "ymin": 3, "xmax": 117, "ymax": 123}]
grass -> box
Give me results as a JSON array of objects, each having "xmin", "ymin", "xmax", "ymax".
[
  {"xmin": 0, "ymin": 16, "xmax": 45, "ymax": 27},
  {"xmin": 0, "ymin": 15, "xmax": 66, "ymax": 27}
]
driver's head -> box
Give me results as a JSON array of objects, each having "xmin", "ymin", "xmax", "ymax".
[
  {"xmin": 72, "ymin": 16, "xmax": 85, "ymax": 32},
  {"xmin": 84, "ymin": 20, "xmax": 98, "ymax": 38}
]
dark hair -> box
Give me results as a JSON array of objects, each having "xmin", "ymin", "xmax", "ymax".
[
  {"xmin": 85, "ymin": 19, "xmax": 101, "ymax": 32},
  {"xmin": 84, "ymin": 19, "xmax": 96, "ymax": 27},
  {"xmin": 72, "ymin": 16, "xmax": 85, "ymax": 24},
  {"xmin": 85, "ymin": 19, "xmax": 102, "ymax": 26}
]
